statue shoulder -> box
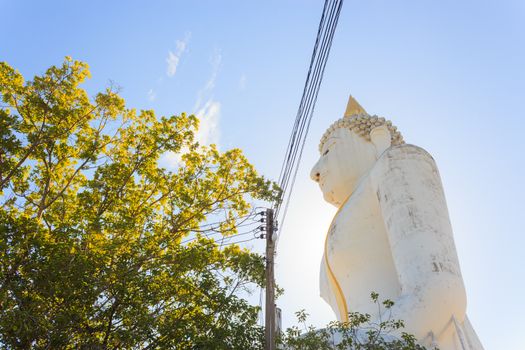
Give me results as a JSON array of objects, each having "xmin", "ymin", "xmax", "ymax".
[
  {"xmin": 381, "ymin": 143, "xmax": 436, "ymax": 164},
  {"xmin": 372, "ymin": 144, "xmax": 439, "ymax": 179}
]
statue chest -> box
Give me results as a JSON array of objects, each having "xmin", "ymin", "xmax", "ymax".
[{"xmin": 325, "ymin": 180, "xmax": 401, "ymax": 313}]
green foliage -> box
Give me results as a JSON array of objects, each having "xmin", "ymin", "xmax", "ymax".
[
  {"xmin": 279, "ymin": 293, "xmax": 430, "ymax": 350},
  {"xmin": 0, "ymin": 58, "xmax": 280, "ymax": 349}
]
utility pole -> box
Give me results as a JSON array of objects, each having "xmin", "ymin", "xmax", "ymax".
[{"xmin": 264, "ymin": 208, "xmax": 276, "ymax": 350}]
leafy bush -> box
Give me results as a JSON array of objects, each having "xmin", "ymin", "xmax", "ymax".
[{"xmin": 278, "ymin": 293, "xmax": 430, "ymax": 350}]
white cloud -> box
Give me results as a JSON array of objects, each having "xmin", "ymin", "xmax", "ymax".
[
  {"xmin": 193, "ymin": 50, "xmax": 222, "ymax": 111},
  {"xmin": 158, "ymin": 100, "xmax": 220, "ymax": 169},
  {"xmin": 147, "ymin": 89, "xmax": 156, "ymax": 101},
  {"xmin": 191, "ymin": 49, "xmax": 222, "ymax": 148},
  {"xmin": 166, "ymin": 33, "xmax": 191, "ymax": 78},
  {"xmin": 239, "ymin": 74, "xmax": 247, "ymax": 90},
  {"xmin": 159, "ymin": 151, "xmax": 182, "ymax": 170},
  {"xmin": 194, "ymin": 99, "xmax": 221, "ymax": 146},
  {"xmin": 176, "ymin": 39, "xmax": 187, "ymax": 53},
  {"xmin": 160, "ymin": 49, "xmax": 223, "ymax": 170},
  {"xmin": 166, "ymin": 52, "xmax": 180, "ymax": 77}
]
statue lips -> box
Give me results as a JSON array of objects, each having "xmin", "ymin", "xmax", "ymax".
[
  {"xmin": 317, "ymin": 173, "xmax": 331, "ymax": 199},
  {"xmin": 318, "ymin": 174, "xmax": 326, "ymax": 190},
  {"xmin": 319, "ymin": 178, "xmax": 337, "ymax": 205}
]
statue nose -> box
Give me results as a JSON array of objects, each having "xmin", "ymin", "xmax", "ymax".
[{"xmin": 310, "ymin": 163, "xmax": 321, "ymax": 182}]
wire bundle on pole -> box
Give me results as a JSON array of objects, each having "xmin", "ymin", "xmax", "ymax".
[
  {"xmin": 273, "ymin": 0, "xmax": 344, "ymax": 236},
  {"xmin": 180, "ymin": 209, "xmax": 268, "ymax": 247}
]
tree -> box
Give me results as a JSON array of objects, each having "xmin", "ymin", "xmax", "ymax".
[
  {"xmin": 278, "ymin": 293, "xmax": 430, "ymax": 350},
  {"xmin": 0, "ymin": 57, "xmax": 280, "ymax": 349}
]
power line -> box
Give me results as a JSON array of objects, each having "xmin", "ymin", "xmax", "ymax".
[
  {"xmin": 280, "ymin": 1, "xmax": 342, "ymax": 215},
  {"xmin": 179, "ymin": 233, "xmax": 262, "ymax": 253},
  {"xmin": 178, "ymin": 208, "xmax": 266, "ymax": 244},
  {"xmin": 220, "ymin": 236, "xmax": 261, "ymax": 247},
  {"xmin": 259, "ymin": 3, "xmax": 344, "ymax": 347},
  {"xmin": 186, "ymin": 207, "xmax": 266, "ymax": 230},
  {"xmin": 181, "ymin": 225, "xmax": 264, "ymax": 245},
  {"xmin": 279, "ymin": 1, "xmax": 343, "ymax": 229},
  {"xmin": 187, "ymin": 219, "xmax": 262, "ymax": 234},
  {"xmin": 216, "ymin": 228, "xmax": 264, "ymax": 246},
  {"xmin": 274, "ymin": 0, "xmax": 342, "ymax": 219},
  {"xmin": 273, "ymin": 0, "xmax": 344, "ymax": 238}
]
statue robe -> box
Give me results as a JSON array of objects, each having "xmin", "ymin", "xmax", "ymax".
[{"xmin": 320, "ymin": 144, "xmax": 484, "ymax": 350}]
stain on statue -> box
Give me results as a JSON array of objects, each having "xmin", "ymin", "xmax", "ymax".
[{"xmin": 310, "ymin": 96, "xmax": 484, "ymax": 350}]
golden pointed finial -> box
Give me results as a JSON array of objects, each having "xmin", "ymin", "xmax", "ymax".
[{"xmin": 344, "ymin": 95, "xmax": 367, "ymax": 118}]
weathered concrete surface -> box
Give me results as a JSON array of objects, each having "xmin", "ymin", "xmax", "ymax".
[{"xmin": 310, "ymin": 97, "xmax": 484, "ymax": 350}]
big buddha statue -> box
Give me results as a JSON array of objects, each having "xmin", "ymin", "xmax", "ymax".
[{"xmin": 310, "ymin": 96, "xmax": 484, "ymax": 350}]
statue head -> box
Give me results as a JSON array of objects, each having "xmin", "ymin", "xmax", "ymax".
[{"xmin": 310, "ymin": 96, "xmax": 404, "ymax": 207}]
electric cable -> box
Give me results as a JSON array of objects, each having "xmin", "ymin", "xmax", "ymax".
[
  {"xmin": 278, "ymin": 1, "xmax": 343, "ymax": 232},
  {"xmin": 178, "ymin": 208, "xmax": 265, "ymax": 244},
  {"xmin": 276, "ymin": 0, "xmax": 340, "ymax": 214},
  {"xmin": 273, "ymin": 0, "xmax": 344, "ymax": 239},
  {"xmin": 181, "ymin": 225, "xmax": 264, "ymax": 245},
  {"xmin": 275, "ymin": 0, "xmax": 340, "ymax": 216},
  {"xmin": 276, "ymin": 0, "xmax": 331, "ymax": 191}
]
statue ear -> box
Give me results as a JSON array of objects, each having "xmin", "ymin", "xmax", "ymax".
[{"xmin": 370, "ymin": 125, "xmax": 392, "ymax": 158}]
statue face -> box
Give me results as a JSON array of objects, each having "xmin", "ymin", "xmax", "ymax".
[{"xmin": 310, "ymin": 127, "xmax": 376, "ymax": 207}]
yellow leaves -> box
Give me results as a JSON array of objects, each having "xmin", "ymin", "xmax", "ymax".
[
  {"xmin": 0, "ymin": 62, "xmax": 25, "ymax": 105},
  {"xmin": 0, "ymin": 57, "xmax": 280, "ymax": 348},
  {"xmin": 94, "ymin": 89, "xmax": 125, "ymax": 119}
]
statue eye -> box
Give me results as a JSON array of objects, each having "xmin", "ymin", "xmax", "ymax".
[{"xmin": 323, "ymin": 149, "xmax": 329, "ymax": 156}]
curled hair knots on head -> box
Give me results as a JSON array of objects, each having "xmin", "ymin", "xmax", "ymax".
[{"xmin": 319, "ymin": 113, "xmax": 404, "ymax": 153}]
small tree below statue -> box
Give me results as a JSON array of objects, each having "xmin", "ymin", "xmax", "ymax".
[{"xmin": 279, "ymin": 293, "xmax": 430, "ymax": 350}]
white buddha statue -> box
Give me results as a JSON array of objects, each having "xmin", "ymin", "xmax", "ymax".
[{"xmin": 310, "ymin": 96, "xmax": 484, "ymax": 350}]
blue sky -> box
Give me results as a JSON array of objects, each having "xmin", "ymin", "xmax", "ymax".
[{"xmin": 3, "ymin": 1, "xmax": 524, "ymax": 348}]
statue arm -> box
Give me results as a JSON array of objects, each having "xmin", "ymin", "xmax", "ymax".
[{"xmin": 374, "ymin": 145, "xmax": 467, "ymax": 338}]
